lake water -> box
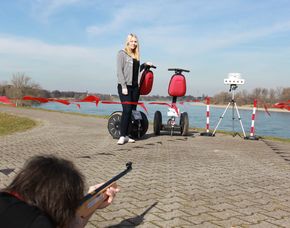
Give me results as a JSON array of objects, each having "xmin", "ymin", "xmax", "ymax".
[{"xmin": 35, "ymin": 102, "xmax": 290, "ymax": 139}]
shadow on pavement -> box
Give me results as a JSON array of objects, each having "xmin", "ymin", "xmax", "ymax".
[{"xmin": 106, "ymin": 202, "xmax": 158, "ymax": 227}]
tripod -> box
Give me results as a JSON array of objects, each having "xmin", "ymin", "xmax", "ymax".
[{"xmin": 213, "ymin": 84, "xmax": 246, "ymax": 137}]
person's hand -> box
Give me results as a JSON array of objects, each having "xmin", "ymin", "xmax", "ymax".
[
  {"xmin": 122, "ymin": 87, "xmax": 128, "ymax": 95},
  {"xmin": 87, "ymin": 182, "xmax": 120, "ymax": 209},
  {"xmin": 70, "ymin": 183, "xmax": 120, "ymax": 228}
]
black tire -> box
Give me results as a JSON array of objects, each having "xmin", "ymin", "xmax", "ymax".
[
  {"xmin": 154, "ymin": 111, "xmax": 162, "ymax": 135},
  {"xmin": 180, "ymin": 112, "xmax": 189, "ymax": 136},
  {"xmin": 129, "ymin": 111, "xmax": 149, "ymax": 139},
  {"xmin": 107, "ymin": 111, "xmax": 122, "ymax": 139}
]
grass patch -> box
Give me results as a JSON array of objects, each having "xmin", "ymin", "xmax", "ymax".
[
  {"xmin": 192, "ymin": 127, "xmax": 290, "ymax": 143},
  {"xmin": 259, "ymin": 136, "xmax": 290, "ymax": 143},
  {"xmin": 0, "ymin": 112, "xmax": 37, "ymax": 136}
]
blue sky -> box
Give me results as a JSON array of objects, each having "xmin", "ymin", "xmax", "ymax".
[{"xmin": 0, "ymin": 0, "xmax": 290, "ymax": 96}]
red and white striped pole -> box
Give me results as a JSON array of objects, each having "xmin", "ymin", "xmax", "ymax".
[
  {"xmin": 205, "ymin": 97, "xmax": 210, "ymax": 133},
  {"xmin": 200, "ymin": 97, "xmax": 213, "ymax": 136},
  {"xmin": 250, "ymin": 99, "xmax": 257, "ymax": 137},
  {"xmin": 245, "ymin": 99, "xmax": 259, "ymax": 140}
]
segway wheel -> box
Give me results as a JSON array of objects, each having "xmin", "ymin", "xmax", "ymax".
[
  {"xmin": 129, "ymin": 111, "xmax": 149, "ymax": 139},
  {"xmin": 107, "ymin": 111, "xmax": 122, "ymax": 139},
  {"xmin": 153, "ymin": 111, "xmax": 162, "ymax": 135},
  {"xmin": 180, "ymin": 112, "xmax": 189, "ymax": 136}
]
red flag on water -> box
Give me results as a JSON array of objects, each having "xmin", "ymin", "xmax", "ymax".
[
  {"xmin": 273, "ymin": 101, "xmax": 290, "ymax": 112},
  {"xmin": 78, "ymin": 95, "xmax": 100, "ymax": 107},
  {"xmin": 48, "ymin": 98, "xmax": 70, "ymax": 105},
  {"xmin": 22, "ymin": 96, "xmax": 49, "ymax": 103},
  {"xmin": 0, "ymin": 96, "xmax": 15, "ymax": 106}
]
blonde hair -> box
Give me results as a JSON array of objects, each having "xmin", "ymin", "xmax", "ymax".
[{"xmin": 124, "ymin": 33, "xmax": 140, "ymax": 60}]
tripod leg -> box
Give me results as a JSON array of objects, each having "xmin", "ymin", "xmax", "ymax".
[
  {"xmin": 234, "ymin": 102, "xmax": 246, "ymax": 137},
  {"xmin": 213, "ymin": 102, "xmax": 231, "ymax": 135}
]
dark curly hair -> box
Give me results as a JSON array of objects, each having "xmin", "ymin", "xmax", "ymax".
[{"xmin": 3, "ymin": 155, "xmax": 85, "ymax": 227}]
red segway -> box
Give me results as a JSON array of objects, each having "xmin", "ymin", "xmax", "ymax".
[
  {"xmin": 153, "ymin": 68, "xmax": 190, "ymax": 136},
  {"xmin": 107, "ymin": 64, "xmax": 156, "ymax": 139}
]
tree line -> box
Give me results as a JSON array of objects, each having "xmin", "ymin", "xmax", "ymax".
[
  {"xmin": 0, "ymin": 73, "xmax": 114, "ymax": 106},
  {"xmin": 211, "ymin": 87, "xmax": 290, "ymax": 105},
  {"xmin": 1, "ymin": 73, "xmax": 289, "ymax": 106}
]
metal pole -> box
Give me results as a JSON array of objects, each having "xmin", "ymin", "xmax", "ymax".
[{"xmin": 231, "ymin": 87, "xmax": 235, "ymax": 135}]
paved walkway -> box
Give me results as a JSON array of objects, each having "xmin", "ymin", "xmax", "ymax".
[{"xmin": 1, "ymin": 106, "xmax": 290, "ymax": 228}]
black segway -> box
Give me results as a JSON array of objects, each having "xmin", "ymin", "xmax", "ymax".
[
  {"xmin": 108, "ymin": 64, "xmax": 156, "ymax": 139},
  {"xmin": 153, "ymin": 68, "xmax": 190, "ymax": 136}
]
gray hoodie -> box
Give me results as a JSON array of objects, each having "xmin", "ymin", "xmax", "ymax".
[{"xmin": 117, "ymin": 50, "xmax": 141, "ymax": 89}]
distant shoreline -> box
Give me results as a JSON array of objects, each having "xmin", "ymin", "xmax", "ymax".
[
  {"xmin": 139, "ymin": 101, "xmax": 290, "ymax": 114},
  {"xmin": 208, "ymin": 104, "xmax": 289, "ymax": 113}
]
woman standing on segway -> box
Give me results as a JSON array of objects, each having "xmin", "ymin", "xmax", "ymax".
[{"xmin": 116, "ymin": 33, "xmax": 151, "ymax": 145}]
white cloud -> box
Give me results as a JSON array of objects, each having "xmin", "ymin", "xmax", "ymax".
[
  {"xmin": 0, "ymin": 36, "xmax": 95, "ymax": 59},
  {"xmin": 29, "ymin": 0, "xmax": 83, "ymax": 21},
  {"xmin": 0, "ymin": 35, "xmax": 118, "ymax": 92},
  {"xmin": 86, "ymin": 7, "xmax": 136, "ymax": 36}
]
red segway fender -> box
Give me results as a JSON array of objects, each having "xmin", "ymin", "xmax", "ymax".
[
  {"xmin": 168, "ymin": 74, "xmax": 186, "ymax": 97},
  {"xmin": 139, "ymin": 70, "xmax": 154, "ymax": 95}
]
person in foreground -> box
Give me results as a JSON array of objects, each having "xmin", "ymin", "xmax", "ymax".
[
  {"xmin": 0, "ymin": 155, "xmax": 119, "ymax": 228},
  {"xmin": 116, "ymin": 33, "xmax": 152, "ymax": 145}
]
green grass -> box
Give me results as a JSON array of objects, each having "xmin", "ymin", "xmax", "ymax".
[
  {"xmin": 0, "ymin": 112, "xmax": 37, "ymax": 136},
  {"xmin": 259, "ymin": 135, "xmax": 290, "ymax": 143}
]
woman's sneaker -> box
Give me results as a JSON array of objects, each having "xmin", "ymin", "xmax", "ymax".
[
  {"xmin": 125, "ymin": 136, "xmax": 135, "ymax": 143},
  {"xmin": 117, "ymin": 136, "xmax": 126, "ymax": 145}
]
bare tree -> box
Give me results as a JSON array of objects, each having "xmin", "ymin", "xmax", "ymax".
[
  {"xmin": 212, "ymin": 91, "xmax": 231, "ymax": 104},
  {"xmin": 268, "ymin": 88, "xmax": 277, "ymax": 103},
  {"xmin": 275, "ymin": 87, "xmax": 283, "ymax": 101},
  {"xmin": 280, "ymin": 87, "xmax": 290, "ymax": 101},
  {"xmin": 8, "ymin": 73, "xmax": 42, "ymax": 106}
]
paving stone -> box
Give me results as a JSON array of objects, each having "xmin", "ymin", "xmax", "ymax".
[
  {"xmin": 260, "ymin": 209, "xmax": 290, "ymax": 220},
  {"xmin": 246, "ymin": 221, "xmax": 282, "ymax": 228},
  {"xmin": 1, "ymin": 106, "xmax": 290, "ymax": 228},
  {"xmin": 238, "ymin": 212, "xmax": 272, "ymax": 224},
  {"xmin": 211, "ymin": 217, "xmax": 251, "ymax": 227},
  {"xmin": 206, "ymin": 203, "xmax": 237, "ymax": 211},
  {"xmin": 267, "ymin": 216, "xmax": 290, "ymax": 227},
  {"xmin": 183, "ymin": 213, "xmax": 221, "ymax": 225},
  {"xmin": 182, "ymin": 222, "xmax": 222, "ymax": 227}
]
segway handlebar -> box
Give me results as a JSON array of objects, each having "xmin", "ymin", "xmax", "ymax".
[
  {"xmin": 168, "ymin": 68, "xmax": 190, "ymax": 73},
  {"xmin": 144, "ymin": 63, "xmax": 157, "ymax": 69}
]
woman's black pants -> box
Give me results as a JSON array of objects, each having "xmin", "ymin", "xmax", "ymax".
[{"xmin": 117, "ymin": 84, "xmax": 140, "ymax": 137}]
